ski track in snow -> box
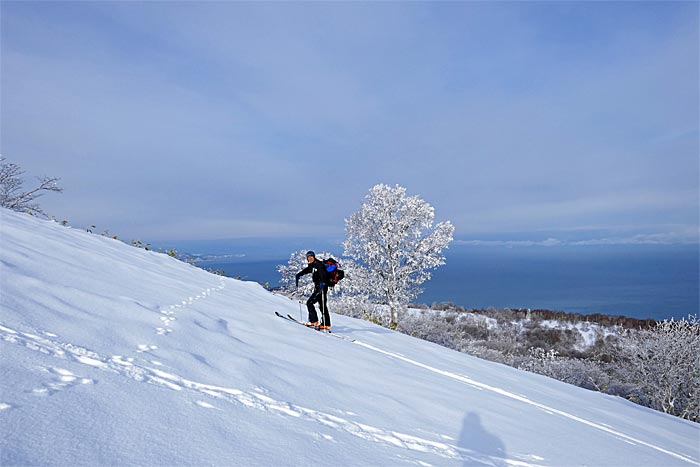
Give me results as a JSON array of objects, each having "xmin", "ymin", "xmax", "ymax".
[
  {"xmin": 156, "ymin": 276, "xmax": 227, "ymax": 336},
  {"xmin": 0, "ymin": 322, "xmax": 545, "ymax": 467}
]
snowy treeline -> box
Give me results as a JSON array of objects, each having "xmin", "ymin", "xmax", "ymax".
[{"xmin": 392, "ymin": 306, "xmax": 699, "ymax": 423}]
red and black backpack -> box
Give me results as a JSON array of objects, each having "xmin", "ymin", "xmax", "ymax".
[{"xmin": 323, "ymin": 258, "xmax": 345, "ymax": 287}]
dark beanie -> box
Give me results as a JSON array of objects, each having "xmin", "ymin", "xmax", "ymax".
[{"xmin": 305, "ymin": 251, "xmax": 316, "ymax": 258}]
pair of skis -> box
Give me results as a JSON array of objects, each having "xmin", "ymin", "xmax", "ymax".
[
  {"xmin": 274, "ymin": 312, "xmax": 355, "ymax": 342},
  {"xmin": 275, "ymin": 311, "xmax": 323, "ymax": 329}
]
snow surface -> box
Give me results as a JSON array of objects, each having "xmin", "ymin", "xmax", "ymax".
[{"xmin": 1, "ymin": 208, "xmax": 699, "ymax": 467}]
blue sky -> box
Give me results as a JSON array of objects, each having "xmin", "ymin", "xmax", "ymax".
[{"xmin": 2, "ymin": 1, "xmax": 698, "ymax": 247}]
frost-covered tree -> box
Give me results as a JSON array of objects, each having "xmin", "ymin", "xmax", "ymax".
[
  {"xmin": 0, "ymin": 156, "xmax": 62, "ymax": 217},
  {"xmin": 616, "ymin": 315, "xmax": 700, "ymax": 421},
  {"xmin": 343, "ymin": 184, "xmax": 454, "ymax": 327}
]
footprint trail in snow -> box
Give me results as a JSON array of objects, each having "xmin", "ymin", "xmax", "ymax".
[
  {"xmin": 0, "ymin": 322, "xmax": 545, "ymax": 467},
  {"xmin": 156, "ymin": 276, "xmax": 227, "ymax": 336}
]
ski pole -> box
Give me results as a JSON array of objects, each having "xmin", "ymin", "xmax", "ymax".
[
  {"xmin": 320, "ymin": 286, "xmax": 324, "ymax": 330},
  {"xmin": 321, "ymin": 286, "xmax": 328, "ymax": 332}
]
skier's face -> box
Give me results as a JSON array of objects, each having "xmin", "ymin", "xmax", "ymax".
[{"xmin": 306, "ymin": 255, "xmax": 315, "ymax": 263}]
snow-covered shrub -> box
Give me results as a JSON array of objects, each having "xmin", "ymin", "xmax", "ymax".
[
  {"xmin": 615, "ymin": 315, "xmax": 700, "ymax": 421},
  {"xmin": 517, "ymin": 347, "xmax": 559, "ymax": 373},
  {"xmin": 396, "ymin": 312, "xmax": 456, "ymax": 348},
  {"xmin": 343, "ymin": 184, "xmax": 454, "ymax": 327},
  {"xmin": 334, "ymin": 292, "xmax": 385, "ymax": 325},
  {"xmin": 491, "ymin": 308, "xmax": 519, "ymax": 325},
  {"xmin": 522, "ymin": 325, "xmax": 586, "ymax": 358},
  {"xmin": 483, "ymin": 327, "xmax": 521, "ymax": 357},
  {"xmin": 552, "ymin": 359, "xmax": 612, "ymax": 391},
  {"xmin": 454, "ymin": 315, "xmax": 490, "ymax": 341},
  {"xmin": 516, "ymin": 348, "xmax": 613, "ymax": 391},
  {"xmin": 453, "ymin": 337, "xmax": 511, "ymax": 364},
  {"xmin": 585, "ymin": 331, "xmax": 620, "ymax": 363}
]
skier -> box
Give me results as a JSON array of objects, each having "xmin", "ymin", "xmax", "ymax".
[{"xmin": 295, "ymin": 251, "xmax": 331, "ymax": 331}]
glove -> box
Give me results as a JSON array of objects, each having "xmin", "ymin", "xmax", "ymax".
[
  {"xmin": 319, "ymin": 282, "xmax": 326, "ymax": 289},
  {"xmin": 295, "ymin": 273, "xmax": 300, "ymax": 289}
]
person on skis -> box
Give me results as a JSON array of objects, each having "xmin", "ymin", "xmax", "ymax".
[{"xmin": 295, "ymin": 251, "xmax": 331, "ymax": 330}]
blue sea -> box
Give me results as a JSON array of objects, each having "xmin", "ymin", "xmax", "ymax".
[{"xmin": 202, "ymin": 245, "xmax": 699, "ymax": 321}]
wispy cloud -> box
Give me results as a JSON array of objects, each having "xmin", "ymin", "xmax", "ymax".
[
  {"xmin": 456, "ymin": 227, "xmax": 700, "ymax": 247},
  {"xmin": 456, "ymin": 238, "xmax": 564, "ymax": 247},
  {"xmin": 570, "ymin": 231, "xmax": 700, "ymax": 246},
  {"xmin": 2, "ymin": 2, "xmax": 697, "ymax": 241}
]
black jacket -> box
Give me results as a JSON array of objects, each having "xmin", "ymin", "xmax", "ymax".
[{"xmin": 296, "ymin": 259, "xmax": 329, "ymax": 287}]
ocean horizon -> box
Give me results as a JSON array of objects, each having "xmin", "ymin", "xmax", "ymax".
[{"xmin": 200, "ymin": 244, "xmax": 699, "ymax": 322}]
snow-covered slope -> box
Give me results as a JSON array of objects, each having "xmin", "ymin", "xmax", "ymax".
[{"xmin": 1, "ymin": 209, "xmax": 698, "ymax": 467}]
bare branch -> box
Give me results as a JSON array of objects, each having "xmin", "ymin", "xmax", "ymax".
[{"xmin": 0, "ymin": 156, "xmax": 62, "ymax": 217}]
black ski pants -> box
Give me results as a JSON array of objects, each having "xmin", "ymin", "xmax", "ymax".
[{"xmin": 306, "ymin": 286, "xmax": 330, "ymax": 326}]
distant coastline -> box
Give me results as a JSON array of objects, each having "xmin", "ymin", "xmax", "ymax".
[{"xmin": 199, "ymin": 243, "xmax": 699, "ymax": 322}]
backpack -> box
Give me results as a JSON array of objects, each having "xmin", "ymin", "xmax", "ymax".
[{"xmin": 323, "ymin": 258, "xmax": 345, "ymax": 287}]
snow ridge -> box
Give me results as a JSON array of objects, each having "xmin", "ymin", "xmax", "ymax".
[{"xmin": 1, "ymin": 209, "xmax": 699, "ymax": 467}]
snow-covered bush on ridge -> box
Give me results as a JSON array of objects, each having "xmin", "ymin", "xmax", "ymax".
[
  {"xmin": 343, "ymin": 184, "xmax": 454, "ymax": 327},
  {"xmin": 614, "ymin": 315, "xmax": 700, "ymax": 421},
  {"xmin": 516, "ymin": 347, "xmax": 613, "ymax": 392},
  {"xmin": 355, "ymin": 303, "xmax": 699, "ymax": 423},
  {"xmin": 396, "ymin": 312, "xmax": 457, "ymax": 349}
]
